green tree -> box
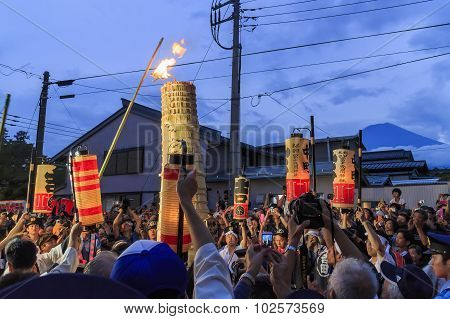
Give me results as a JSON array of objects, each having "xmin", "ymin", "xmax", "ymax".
[{"xmin": 0, "ymin": 130, "xmax": 33, "ymax": 200}]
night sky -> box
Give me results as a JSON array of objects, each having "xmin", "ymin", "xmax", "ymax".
[{"xmin": 1, "ymin": 0, "xmax": 449, "ymax": 166}]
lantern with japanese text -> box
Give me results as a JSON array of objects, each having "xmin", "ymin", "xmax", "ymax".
[
  {"xmin": 71, "ymin": 153, "xmax": 104, "ymax": 226},
  {"xmin": 234, "ymin": 176, "xmax": 250, "ymax": 220},
  {"xmin": 33, "ymin": 164, "xmax": 56, "ymax": 214},
  {"xmin": 332, "ymin": 148, "xmax": 355, "ymax": 209},
  {"xmin": 285, "ymin": 133, "xmax": 310, "ymax": 202}
]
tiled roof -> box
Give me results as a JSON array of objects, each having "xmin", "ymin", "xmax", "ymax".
[{"xmin": 363, "ymin": 161, "xmax": 427, "ymax": 171}]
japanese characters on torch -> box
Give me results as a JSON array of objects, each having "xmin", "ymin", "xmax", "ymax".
[
  {"xmin": 234, "ymin": 176, "xmax": 250, "ymax": 220},
  {"xmin": 33, "ymin": 164, "xmax": 57, "ymax": 214},
  {"xmin": 285, "ymin": 133, "xmax": 310, "ymax": 202},
  {"xmin": 332, "ymin": 148, "xmax": 356, "ymax": 209}
]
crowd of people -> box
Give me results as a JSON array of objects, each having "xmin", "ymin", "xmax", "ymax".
[{"xmin": 0, "ymin": 173, "xmax": 449, "ymax": 299}]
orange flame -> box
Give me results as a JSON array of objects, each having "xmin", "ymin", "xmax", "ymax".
[
  {"xmin": 172, "ymin": 39, "xmax": 186, "ymax": 58},
  {"xmin": 152, "ymin": 58, "xmax": 176, "ymax": 80},
  {"xmin": 151, "ymin": 39, "xmax": 187, "ymax": 80}
]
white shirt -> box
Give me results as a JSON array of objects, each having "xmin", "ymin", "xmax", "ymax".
[
  {"xmin": 371, "ymin": 244, "xmax": 395, "ymax": 273},
  {"xmin": 194, "ymin": 243, "xmax": 234, "ymax": 299},
  {"xmin": 389, "ymin": 198, "xmax": 405, "ymax": 206},
  {"xmin": 219, "ymin": 245, "xmax": 242, "ymax": 273}
]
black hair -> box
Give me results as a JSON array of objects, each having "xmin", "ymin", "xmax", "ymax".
[
  {"xmin": 384, "ymin": 218, "xmax": 398, "ymax": 232},
  {"xmin": 392, "ymin": 188, "xmax": 402, "ymax": 196},
  {"xmin": 111, "ymin": 240, "xmax": 130, "ymax": 256},
  {"xmin": 396, "ymin": 229, "xmax": 413, "ymax": 243},
  {"xmin": 5, "ymin": 239, "xmax": 38, "ymax": 271},
  {"xmin": 0, "ymin": 272, "xmax": 37, "ymax": 290},
  {"xmin": 408, "ymin": 244, "xmax": 422, "ymax": 255}
]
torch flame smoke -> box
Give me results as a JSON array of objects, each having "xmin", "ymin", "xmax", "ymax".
[
  {"xmin": 171, "ymin": 39, "xmax": 186, "ymax": 58},
  {"xmin": 152, "ymin": 39, "xmax": 187, "ymax": 80}
]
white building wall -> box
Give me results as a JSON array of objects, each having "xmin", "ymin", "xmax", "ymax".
[{"xmin": 362, "ymin": 184, "xmax": 449, "ymax": 208}]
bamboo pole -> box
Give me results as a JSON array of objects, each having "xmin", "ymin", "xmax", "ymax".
[{"xmin": 99, "ymin": 37, "xmax": 164, "ymax": 178}]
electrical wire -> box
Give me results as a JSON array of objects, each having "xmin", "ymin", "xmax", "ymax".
[
  {"xmin": 58, "ymin": 21, "xmax": 450, "ymax": 83},
  {"xmin": 0, "ymin": 113, "xmax": 86, "ymax": 133},
  {"xmin": 5, "ymin": 118, "xmax": 82, "ymax": 137},
  {"xmin": 67, "ymin": 43, "xmax": 450, "ymax": 99},
  {"xmin": 0, "ymin": 63, "xmax": 42, "ymax": 79},
  {"xmin": 255, "ymin": 51, "xmax": 450, "ymax": 97},
  {"xmin": 51, "ymin": 86, "xmax": 83, "ymax": 131},
  {"xmin": 243, "ymin": 0, "xmax": 436, "ymax": 27},
  {"xmin": 5, "ymin": 122, "xmax": 81, "ymax": 139},
  {"xmin": 242, "ymin": 0, "xmax": 382, "ymax": 15},
  {"xmin": 242, "ymin": 0, "xmax": 326, "ymax": 11},
  {"xmin": 199, "ymin": 100, "xmax": 230, "ymax": 120}
]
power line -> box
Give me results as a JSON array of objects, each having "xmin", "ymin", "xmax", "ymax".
[
  {"xmin": 5, "ymin": 118, "xmax": 82, "ymax": 137},
  {"xmin": 243, "ymin": 0, "xmax": 436, "ymax": 26},
  {"xmin": 1, "ymin": 113, "xmax": 86, "ymax": 133},
  {"xmin": 67, "ymin": 43, "xmax": 450, "ymax": 99},
  {"xmin": 5, "ymin": 122, "xmax": 81, "ymax": 139},
  {"xmin": 199, "ymin": 100, "xmax": 230, "ymax": 120},
  {"xmin": 0, "ymin": 63, "xmax": 42, "ymax": 79},
  {"xmin": 241, "ymin": 22, "xmax": 450, "ymax": 58},
  {"xmin": 60, "ymin": 22, "xmax": 450, "ymax": 83},
  {"xmin": 242, "ymin": 0, "xmax": 382, "ymax": 16},
  {"xmin": 52, "ymin": 86, "xmax": 83, "ymax": 131},
  {"xmin": 268, "ymin": 95, "xmax": 332, "ymax": 136},
  {"xmin": 242, "ymin": 0, "xmax": 326, "ymax": 11},
  {"xmin": 244, "ymin": 51, "xmax": 450, "ymax": 97}
]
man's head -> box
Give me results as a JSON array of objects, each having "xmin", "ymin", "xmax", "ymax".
[
  {"xmin": 306, "ymin": 230, "xmax": 321, "ymax": 249},
  {"xmin": 5, "ymin": 239, "xmax": 38, "ymax": 273},
  {"xmin": 392, "ymin": 188, "xmax": 402, "ymax": 199},
  {"xmin": 121, "ymin": 220, "xmax": 133, "ymax": 234},
  {"xmin": 26, "ymin": 219, "xmax": 42, "ymax": 238},
  {"xmin": 384, "ymin": 219, "xmax": 396, "ymax": 233},
  {"xmin": 224, "ymin": 227, "xmax": 239, "ymax": 247},
  {"xmin": 380, "ymin": 261, "xmax": 433, "ymax": 298},
  {"xmin": 110, "ymin": 240, "xmax": 187, "ymax": 298},
  {"xmin": 428, "ymin": 232, "xmax": 450, "ymax": 280},
  {"xmin": 328, "ymin": 258, "xmax": 378, "ymax": 299},
  {"xmin": 147, "ymin": 221, "xmax": 157, "ymax": 241},
  {"xmin": 274, "ymin": 228, "xmax": 288, "ymax": 250},
  {"xmin": 408, "ymin": 245, "xmax": 423, "ymax": 266},
  {"xmin": 412, "ymin": 209, "xmax": 426, "ymax": 225},
  {"xmin": 397, "ymin": 212, "xmax": 409, "ymax": 227},
  {"xmin": 37, "ymin": 233, "xmax": 57, "ymax": 254},
  {"xmin": 395, "ymin": 230, "xmax": 411, "ymax": 249}
]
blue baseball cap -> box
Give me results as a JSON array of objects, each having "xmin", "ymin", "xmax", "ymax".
[{"xmin": 110, "ymin": 240, "xmax": 187, "ymax": 298}]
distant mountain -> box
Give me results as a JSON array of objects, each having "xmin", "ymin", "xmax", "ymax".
[{"xmin": 362, "ymin": 123, "xmax": 443, "ymax": 150}]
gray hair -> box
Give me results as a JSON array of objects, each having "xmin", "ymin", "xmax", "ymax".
[
  {"xmin": 329, "ymin": 258, "xmax": 379, "ymax": 299},
  {"xmin": 381, "ymin": 281, "xmax": 404, "ymax": 299}
]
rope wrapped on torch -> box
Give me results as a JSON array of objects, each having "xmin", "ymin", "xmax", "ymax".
[{"xmin": 71, "ymin": 147, "xmax": 104, "ymax": 226}]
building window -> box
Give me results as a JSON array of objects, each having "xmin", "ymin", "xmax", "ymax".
[{"xmin": 103, "ymin": 148, "xmax": 143, "ymax": 176}]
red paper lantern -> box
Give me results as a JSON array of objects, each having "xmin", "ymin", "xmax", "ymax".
[
  {"xmin": 285, "ymin": 134, "xmax": 310, "ymax": 201},
  {"xmin": 332, "ymin": 149, "xmax": 355, "ymax": 209},
  {"xmin": 72, "ymin": 155, "xmax": 104, "ymax": 226},
  {"xmin": 234, "ymin": 176, "xmax": 250, "ymax": 220}
]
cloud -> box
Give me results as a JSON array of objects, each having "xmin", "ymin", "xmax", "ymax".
[{"xmin": 329, "ymin": 86, "xmax": 387, "ymax": 105}]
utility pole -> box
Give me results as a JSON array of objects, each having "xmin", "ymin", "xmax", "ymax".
[
  {"xmin": 36, "ymin": 71, "xmax": 50, "ymax": 161},
  {"xmin": 0, "ymin": 94, "xmax": 11, "ymax": 152},
  {"xmin": 229, "ymin": 0, "xmax": 242, "ymax": 186},
  {"xmin": 27, "ymin": 71, "xmax": 50, "ymax": 213},
  {"xmin": 358, "ymin": 129, "xmax": 363, "ymax": 205},
  {"xmin": 211, "ymin": 0, "xmax": 242, "ymax": 197},
  {"xmin": 310, "ymin": 116, "xmax": 317, "ymax": 194}
]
